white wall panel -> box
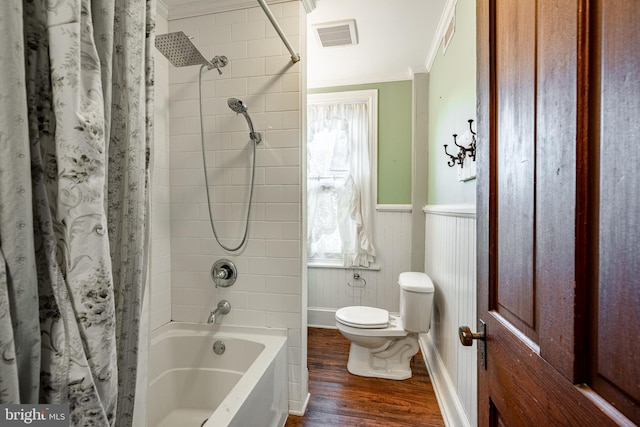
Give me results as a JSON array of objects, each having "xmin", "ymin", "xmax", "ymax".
[
  {"xmin": 307, "ymin": 207, "xmax": 412, "ymax": 321},
  {"xmin": 422, "ymin": 205, "xmax": 477, "ymax": 427}
]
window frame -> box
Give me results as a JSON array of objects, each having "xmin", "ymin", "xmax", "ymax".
[{"xmin": 306, "ymin": 89, "xmax": 378, "ymax": 268}]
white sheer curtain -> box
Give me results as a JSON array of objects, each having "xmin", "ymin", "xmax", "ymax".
[{"xmin": 307, "ymin": 100, "xmax": 376, "ymax": 267}]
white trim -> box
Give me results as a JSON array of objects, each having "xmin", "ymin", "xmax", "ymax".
[
  {"xmin": 300, "ymin": 0, "xmax": 316, "ymax": 13},
  {"xmin": 409, "ymin": 65, "xmax": 428, "ymax": 77},
  {"xmin": 308, "ymin": 73, "xmax": 413, "ymax": 90},
  {"xmin": 307, "ymin": 308, "xmax": 338, "ymax": 328},
  {"xmin": 376, "ymin": 204, "xmax": 412, "ymax": 213},
  {"xmin": 420, "ymin": 333, "xmax": 471, "ymax": 427},
  {"xmin": 307, "ymin": 261, "xmax": 381, "ymax": 271},
  {"xmin": 308, "ymin": 89, "xmax": 377, "ymax": 105},
  {"xmin": 157, "ymin": 0, "xmax": 169, "ymax": 19},
  {"xmin": 165, "ymin": 0, "xmax": 291, "ymax": 20},
  {"xmin": 288, "ymin": 392, "xmax": 311, "ymax": 417},
  {"xmin": 423, "ymin": 204, "xmax": 476, "ymax": 218},
  {"xmin": 425, "ymin": 0, "xmax": 457, "ymax": 72}
]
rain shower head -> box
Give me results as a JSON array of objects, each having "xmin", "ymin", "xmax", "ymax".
[
  {"xmin": 155, "ymin": 31, "xmax": 209, "ymax": 67},
  {"xmin": 155, "ymin": 31, "xmax": 228, "ymax": 73},
  {"xmin": 227, "ymin": 98, "xmax": 261, "ymax": 143}
]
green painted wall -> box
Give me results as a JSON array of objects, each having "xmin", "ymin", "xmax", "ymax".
[
  {"xmin": 309, "ymin": 81, "xmax": 413, "ymax": 204},
  {"xmin": 427, "ymin": 0, "xmax": 476, "ymax": 205}
]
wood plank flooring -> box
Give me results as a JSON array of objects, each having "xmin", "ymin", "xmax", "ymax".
[{"xmin": 285, "ymin": 328, "xmax": 445, "ymax": 427}]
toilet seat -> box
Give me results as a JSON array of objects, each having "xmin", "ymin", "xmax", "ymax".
[
  {"xmin": 336, "ymin": 313, "xmax": 408, "ymax": 337},
  {"xmin": 336, "ymin": 306, "xmax": 389, "ymax": 329}
]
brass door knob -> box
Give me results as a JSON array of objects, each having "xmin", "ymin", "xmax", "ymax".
[{"xmin": 459, "ymin": 326, "xmax": 485, "ymax": 346}]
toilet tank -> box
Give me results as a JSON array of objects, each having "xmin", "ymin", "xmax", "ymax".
[{"xmin": 398, "ymin": 272, "xmax": 435, "ymax": 333}]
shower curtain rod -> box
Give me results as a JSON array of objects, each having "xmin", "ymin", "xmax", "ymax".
[{"xmin": 257, "ymin": 0, "xmax": 301, "ymax": 63}]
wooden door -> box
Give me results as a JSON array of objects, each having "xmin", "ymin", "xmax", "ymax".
[{"xmin": 474, "ymin": 0, "xmax": 640, "ymax": 425}]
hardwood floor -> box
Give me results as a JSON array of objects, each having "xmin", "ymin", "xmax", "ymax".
[{"xmin": 285, "ymin": 328, "xmax": 445, "ymax": 427}]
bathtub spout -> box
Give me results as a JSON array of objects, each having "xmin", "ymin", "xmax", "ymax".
[{"xmin": 208, "ymin": 300, "xmax": 231, "ymax": 324}]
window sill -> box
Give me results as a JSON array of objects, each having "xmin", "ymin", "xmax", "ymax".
[{"xmin": 307, "ymin": 260, "xmax": 381, "ymax": 271}]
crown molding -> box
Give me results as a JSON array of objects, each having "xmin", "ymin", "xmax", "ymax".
[
  {"xmin": 308, "ymin": 72, "xmax": 412, "ymax": 90},
  {"xmin": 301, "ymin": 0, "xmax": 315, "ymax": 13},
  {"xmin": 157, "ymin": 0, "xmax": 169, "ymax": 19},
  {"xmin": 425, "ymin": 0, "xmax": 457, "ymax": 72},
  {"xmin": 165, "ymin": 0, "xmax": 292, "ymax": 20}
]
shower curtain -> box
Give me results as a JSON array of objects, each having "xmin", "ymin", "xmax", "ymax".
[{"xmin": 0, "ymin": 0, "xmax": 155, "ymax": 425}]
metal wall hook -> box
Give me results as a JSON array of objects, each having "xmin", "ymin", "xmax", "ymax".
[
  {"xmin": 467, "ymin": 119, "xmax": 477, "ymax": 161},
  {"xmin": 443, "ymin": 119, "xmax": 477, "ymax": 168},
  {"xmin": 444, "ymin": 139, "xmax": 466, "ymax": 168}
]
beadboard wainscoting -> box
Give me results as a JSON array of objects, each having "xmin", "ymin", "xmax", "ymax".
[
  {"xmin": 308, "ymin": 205, "xmax": 413, "ymax": 327},
  {"xmin": 421, "ymin": 204, "xmax": 477, "ymax": 427}
]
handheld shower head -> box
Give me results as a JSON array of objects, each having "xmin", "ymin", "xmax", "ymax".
[
  {"xmin": 227, "ymin": 98, "xmax": 261, "ymax": 143},
  {"xmin": 227, "ymin": 98, "xmax": 248, "ymax": 114}
]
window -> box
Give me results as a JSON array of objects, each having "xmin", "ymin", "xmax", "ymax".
[{"xmin": 307, "ymin": 90, "xmax": 377, "ymax": 267}]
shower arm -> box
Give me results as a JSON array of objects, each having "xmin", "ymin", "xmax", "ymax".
[{"xmin": 257, "ymin": 0, "xmax": 301, "ymax": 63}]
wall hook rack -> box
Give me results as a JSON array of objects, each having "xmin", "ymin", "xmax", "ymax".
[{"xmin": 443, "ymin": 119, "xmax": 477, "ymax": 168}]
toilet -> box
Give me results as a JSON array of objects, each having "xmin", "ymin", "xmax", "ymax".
[{"xmin": 335, "ymin": 272, "xmax": 435, "ymax": 380}]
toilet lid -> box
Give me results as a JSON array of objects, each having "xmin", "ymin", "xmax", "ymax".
[{"xmin": 335, "ymin": 306, "xmax": 389, "ymax": 329}]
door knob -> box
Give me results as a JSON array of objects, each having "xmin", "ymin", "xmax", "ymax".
[
  {"xmin": 459, "ymin": 320, "xmax": 486, "ymax": 368},
  {"xmin": 459, "ymin": 325, "xmax": 485, "ymax": 346}
]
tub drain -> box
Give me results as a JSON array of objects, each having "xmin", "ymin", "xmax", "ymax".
[
  {"xmin": 200, "ymin": 418, "xmax": 208, "ymax": 427},
  {"xmin": 213, "ymin": 340, "xmax": 225, "ymax": 355}
]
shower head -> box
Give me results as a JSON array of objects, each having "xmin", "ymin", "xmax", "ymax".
[
  {"xmin": 155, "ymin": 31, "xmax": 229, "ymax": 73},
  {"xmin": 155, "ymin": 31, "xmax": 210, "ymax": 67},
  {"xmin": 227, "ymin": 98, "xmax": 248, "ymax": 114},
  {"xmin": 227, "ymin": 98, "xmax": 261, "ymax": 143}
]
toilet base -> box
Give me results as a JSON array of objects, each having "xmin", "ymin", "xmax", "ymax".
[{"xmin": 346, "ymin": 335, "xmax": 420, "ymax": 380}]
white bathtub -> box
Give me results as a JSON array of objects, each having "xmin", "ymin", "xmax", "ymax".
[{"xmin": 148, "ymin": 322, "xmax": 288, "ymax": 427}]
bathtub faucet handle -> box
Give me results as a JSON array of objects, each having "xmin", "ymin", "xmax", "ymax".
[
  {"xmin": 211, "ymin": 259, "xmax": 237, "ymax": 288},
  {"xmin": 214, "ymin": 267, "xmax": 230, "ymax": 279},
  {"xmin": 207, "ymin": 300, "xmax": 231, "ymax": 324}
]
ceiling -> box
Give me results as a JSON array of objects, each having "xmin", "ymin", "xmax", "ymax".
[
  {"xmin": 305, "ymin": 0, "xmax": 448, "ymax": 88},
  {"xmin": 161, "ymin": 0, "xmax": 449, "ymax": 88}
]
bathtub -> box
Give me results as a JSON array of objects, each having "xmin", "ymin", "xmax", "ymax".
[{"xmin": 148, "ymin": 322, "xmax": 288, "ymax": 427}]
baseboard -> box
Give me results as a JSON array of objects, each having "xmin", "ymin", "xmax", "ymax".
[
  {"xmin": 288, "ymin": 392, "xmax": 311, "ymax": 416},
  {"xmin": 308, "ymin": 308, "xmax": 337, "ymax": 329},
  {"xmin": 419, "ymin": 333, "xmax": 471, "ymax": 427}
]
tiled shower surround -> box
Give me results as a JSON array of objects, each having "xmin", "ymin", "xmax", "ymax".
[{"xmin": 152, "ymin": 0, "xmax": 306, "ymax": 413}]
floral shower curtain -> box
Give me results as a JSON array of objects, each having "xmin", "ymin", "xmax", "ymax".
[{"xmin": 0, "ymin": 0, "xmax": 154, "ymax": 425}]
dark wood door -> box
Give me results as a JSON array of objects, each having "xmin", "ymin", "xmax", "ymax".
[{"xmin": 475, "ymin": 0, "xmax": 640, "ymax": 425}]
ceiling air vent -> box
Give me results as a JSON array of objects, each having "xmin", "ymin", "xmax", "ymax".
[{"xmin": 313, "ymin": 19, "xmax": 358, "ymax": 48}]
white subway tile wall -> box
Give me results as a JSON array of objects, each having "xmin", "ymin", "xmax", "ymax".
[{"xmin": 164, "ymin": 2, "xmax": 304, "ymax": 412}]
